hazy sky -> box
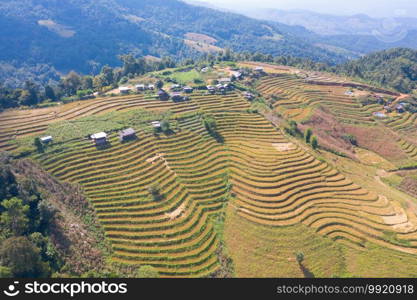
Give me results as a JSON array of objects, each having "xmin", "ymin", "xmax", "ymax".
[{"xmin": 201, "ymin": 0, "xmax": 417, "ymax": 18}]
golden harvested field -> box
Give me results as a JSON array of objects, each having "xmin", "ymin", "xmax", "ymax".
[{"xmin": 4, "ymin": 63, "xmax": 417, "ymax": 277}]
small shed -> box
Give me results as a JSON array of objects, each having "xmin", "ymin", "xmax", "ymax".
[
  {"xmin": 170, "ymin": 84, "xmax": 181, "ymax": 91},
  {"xmin": 119, "ymin": 128, "xmax": 136, "ymax": 142},
  {"xmin": 148, "ymin": 84, "xmax": 155, "ymax": 90},
  {"xmin": 151, "ymin": 121, "xmax": 161, "ymax": 129},
  {"xmin": 91, "ymin": 132, "xmax": 107, "ymax": 145},
  {"xmin": 254, "ymin": 66, "xmax": 264, "ymax": 73},
  {"xmin": 231, "ymin": 71, "xmax": 242, "ymax": 79},
  {"xmin": 119, "ymin": 87, "xmax": 131, "ymax": 94},
  {"xmin": 40, "ymin": 136, "xmax": 53, "ymax": 144}
]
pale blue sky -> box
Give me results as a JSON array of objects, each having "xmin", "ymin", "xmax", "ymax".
[{"xmin": 200, "ymin": 0, "xmax": 417, "ymax": 18}]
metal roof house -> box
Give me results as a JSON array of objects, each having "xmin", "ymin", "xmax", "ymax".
[
  {"xmin": 119, "ymin": 87, "xmax": 132, "ymax": 94},
  {"xmin": 119, "ymin": 128, "xmax": 136, "ymax": 142},
  {"xmin": 157, "ymin": 89, "xmax": 170, "ymax": 100},
  {"xmin": 40, "ymin": 136, "xmax": 53, "ymax": 143},
  {"xmin": 170, "ymin": 92, "xmax": 184, "ymax": 101},
  {"xmin": 91, "ymin": 132, "xmax": 108, "ymax": 145},
  {"xmin": 396, "ymin": 104, "xmax": 405, "ymax": 113},
  {"xmin": 136, "ymin": 84, "xmax": 146, "ymax": 91},
  {"xmin": 243, "ymin": 91, "xmax": 255, "ymax": 100},
  {"xmin": 148, "ymin": 84, "xmax": 155, "ymax": 90},
  {"xmin": 231, "ymin": 71, "xmax": 242, "ymax": 79}
]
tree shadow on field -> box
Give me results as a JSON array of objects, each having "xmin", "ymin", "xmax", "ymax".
[
  {"xmin": 95, "ymin": 142, "xmax": 112, "ymax": 150},
  {"xmin": 298, "ymin": 262, "xmax": 315, "ymax": 278}
]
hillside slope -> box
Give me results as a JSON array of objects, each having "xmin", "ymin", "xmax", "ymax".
[
  {"xmin": 337, "ymin": 48, "xmax": 417, "ymax": 93},
  {"xmin": 2, "ymin": 63, "xmax": 417, "ymax": 277},
  {"xmin": 0, "ymin": 0, "xmax": 344, "ymax": 78}
]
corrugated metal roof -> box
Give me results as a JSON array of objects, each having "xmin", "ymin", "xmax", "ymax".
[{"xmin": 91, "ymin": 132, "xmax": 107, "ymax": 139}]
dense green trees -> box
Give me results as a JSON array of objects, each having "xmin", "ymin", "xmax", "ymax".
[
  {"xmin": 1, "ymin": 197, "xmax": 30, "ymax": 236},
  {"xmin": 311, "ymin": 136, "xmax": 319, "ymax": 150},
  {"xmin": 337, "ymin": 48, "xmax": 417, "ymax": 93},
  {"xmin": 304, "ymin": 128, "xmax": 313, "ymax": 144},
  {"xmin": 0, "ymin": 155, "xmax": 60, "ymax": 278},
  {"xmin": 0, "ymin": 237, "xmax": 51, "ymax": 278}
]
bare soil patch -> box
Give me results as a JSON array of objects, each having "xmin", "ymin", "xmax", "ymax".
[
  {"xmin": 272, "ymin": 142, "xmax": 296, "ymax": 152},
  {"xmin": 184, "ymin": 32, "xmax": 217, "ymax": 44},
  {"xmin": 165, "ymin": 203, "xmax": 186, "ymax": 220},
  {"xmin": 299, "ymin": 107, "xmax": 355, "ymax": 158}
]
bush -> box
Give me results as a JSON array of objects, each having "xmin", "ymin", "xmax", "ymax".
[
  {"xmin": 161, "ymin": 120, "xmax": 170, "ymax": 133},
  {"xmin": 305, "ymin": 128, "xmax": 313, "ymax": 144},
  {"xmin": 285, "ymin": 120, "xmax": 301, "ymax": 137},
  {"xmin": 148, "ymin": 185, "xmax": 163, "ymax": 201},
  {"xmin": 137, "ymin": 265, "xmax": 160, "ymax": 278},
  {"xmin": 295, "ymin": 252, "xmax": 304, "ymax": 264},
  {"xmin": 202, "ymin": 114, "xmax": 223, "ymax": 143},
  {"xmin": 34, "ymin": 137, "xmax": 44, "ymax": 153},
  {"xmin": 342, "ymin": 134, "xmax": 357, "ymax": 146},
  {"xmin": 0, "ymin": 266, "xmax": 12, "ymax": 278},
  {"xmin": 311, "ymin": 136, "xmax": 319, "ymax": 150}
]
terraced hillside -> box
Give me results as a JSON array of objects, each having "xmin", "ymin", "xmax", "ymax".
[
  {"xmin": 0, "ymin": 91, "xmax": 247, "ymax": 152},
  {"xmin": 257, "ymin": 74, "xmax": 381, "ymax": 125},
  {"xmin": 3, "ymin": 63, "xmax": 417, "ymax": 277}
]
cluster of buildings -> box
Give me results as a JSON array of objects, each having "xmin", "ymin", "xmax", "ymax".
[
  {"xmin": 156, "ymin": 84, "xmax": 193, "ymax": 101},
  {"xmin": 119, "ymin": 83, "xmax": 156, "ymax": 94}
]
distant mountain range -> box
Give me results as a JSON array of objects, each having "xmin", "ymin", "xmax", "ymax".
[
  {"xmin": 242, "ymin": 9, "xmax": 417, "ymax": 36},
  {"xmin": 188, "ymin": 1, "xmax": 417, "ymax": 56},
  {"xmin": 0, "ymin": 0, "xmax": 345, "ymax": 81},
  {"xmin": 1, "ymin": 0, "xmax": 416, "ymax": 88}
]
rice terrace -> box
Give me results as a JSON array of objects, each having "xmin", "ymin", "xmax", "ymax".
[{"xmin": 2, "ymin": 60, "xmax": 417, "ymax": 279}]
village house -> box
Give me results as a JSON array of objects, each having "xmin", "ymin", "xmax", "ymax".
[
  {"xmin": 170, "ymin": 84, "xmax": 181, "ymax": 91},
  {"xmin": 119, "ymin": 128, "xmax": 136, "ymax": 142},
  {"xmin": 254, "ymin": 66, "xmax": 264, "ymax": 73},
  {"xmin": 171, "ymin": 92, "xmax": 184, "ymax": 101},
  {"xmin": 147, "ymin": 84, "xmax": 155, "ymax": 90},
  {"xmin": 231, "ymin": 71, "xmax": 242, "ymax": 80},
  {"xmin": 119, "ymin": 86, "xmax": 131, "ymax": 94},
  {"xmin": 40, "ymin": 136, "xmax": 53, "ymax": 144},
  {"xmin": 207, "ymin": 85, "xmax": 216, "ymax": 94},
  {"xmin": 243, "ymin": 91, "xmax": 255, "ymax": 100},
  {"xmin": 90, "ymin": 132, "xmax": 108, "ymax": 145},
  {"xmin": 158, "ymin": 89, "xmax": 170, "ymax": 100},
  {"xmin": 384, "ymin": 105, "xmax": 392, "ymax": 113}
]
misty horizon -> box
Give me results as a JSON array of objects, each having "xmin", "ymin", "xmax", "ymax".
[{"xmin": 196, "ymin": 0, "xmax": 417, "ymax": 18}]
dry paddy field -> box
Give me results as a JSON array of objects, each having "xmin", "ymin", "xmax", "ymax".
[{"xmin": 3, "ymin": 72, "xmax": 417, "ymax": 277}]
